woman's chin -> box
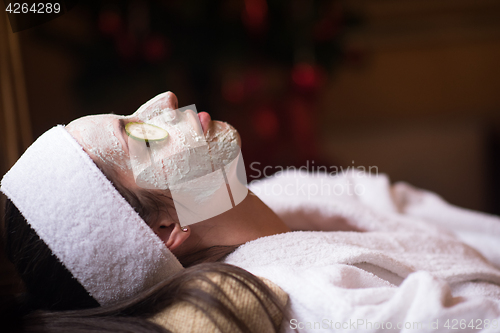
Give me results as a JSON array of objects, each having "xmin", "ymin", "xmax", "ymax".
[{"xmin": 207, "ymin": 120, "xmax": 241, "ymax": 148}]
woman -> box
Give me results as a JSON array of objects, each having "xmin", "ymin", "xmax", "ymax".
[
  {"xmin": 65, "ymin": 91, "xmax": 500, "ymax": 331},
  {"xmin": 3, "ymin": 91, "xmax": 500, "ymax": 332},
  {"xmin": 62, "ymin": 91, "xmax": 291, "ymax": 263},
  {"xmin": 1, "ymin": 91, "xmax": 288, "ymax": 333}
]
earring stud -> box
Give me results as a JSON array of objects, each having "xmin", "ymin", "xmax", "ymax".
[{"xmin": 181, "ymin": 226, "xmax": 189, "ymax": 232}]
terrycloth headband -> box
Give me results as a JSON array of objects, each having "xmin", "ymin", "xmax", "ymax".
[{"xmin": 0, "ymin": 125, "xmax": 184, "ymax": 306}]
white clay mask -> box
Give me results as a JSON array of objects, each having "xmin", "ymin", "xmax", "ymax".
[
  {"xmin": 66, "ymin": 92, "xmax": 248, "ymax": 227},
  {"xmin": 65, "ymin": 114, "xmax": 132, "ymax": 174},
  {"xmin": 127, "ymin": 94, "xmax": 248, "ymax": 227}
]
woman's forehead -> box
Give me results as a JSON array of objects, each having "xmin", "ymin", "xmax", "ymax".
[
  {"xmin": 66, "ymin": 114, "xmax": 131, "ymax": 171},
  {"xmin": 67, "ymin": 113, "xmax": 123, "ymax": 129},
  {"xmin": 66, "ymin": 91, "xmax": 179, "ymax": 129}
]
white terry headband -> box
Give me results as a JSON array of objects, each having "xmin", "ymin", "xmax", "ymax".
[{"xmin": 0, "ymin": 125, "xmax": 184, "ymax": 306}]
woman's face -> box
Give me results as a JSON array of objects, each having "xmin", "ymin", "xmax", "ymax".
[{"xmin": 66, "ymin": 92, "xmax": 241, "ymax": 191}]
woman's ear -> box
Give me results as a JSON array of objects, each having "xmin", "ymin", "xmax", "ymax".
[{"xmin": 154, "ymin": 221, "xmax": 190, "ymax": 251}]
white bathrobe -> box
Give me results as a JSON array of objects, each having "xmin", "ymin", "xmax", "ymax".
[{"xmin": 224, "ymin": 171, "xmax": 500, "ymax": 332}]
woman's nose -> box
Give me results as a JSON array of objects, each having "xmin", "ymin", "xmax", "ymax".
[
  {"xmin": 165, "ymin": 91, "xmax": 178, "ymax": 109},
  {"xmin": 132, "ymin": 91, "xmax": 179, "ymax": 119}
]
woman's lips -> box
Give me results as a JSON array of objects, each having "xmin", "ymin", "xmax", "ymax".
[{"xmin": 198, "ymin": 112, "xmax": 211, "ymax": 135}]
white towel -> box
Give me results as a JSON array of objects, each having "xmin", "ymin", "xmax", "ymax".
[
  {"xmin": 392, "ymin": 181, "xmax": 500, "ymax": 268},
  {"xmin": 1, "ymin": 126, "xmax": 183, "ymax": 305},
  {"xmin": 225, "ymin": 171, "xmax": 500, "ymax": 332}
]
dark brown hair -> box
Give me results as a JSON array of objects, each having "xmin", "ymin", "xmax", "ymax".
[{"xmin": 0, "ymin": 158, "xmax": 286, "ymax": 332}]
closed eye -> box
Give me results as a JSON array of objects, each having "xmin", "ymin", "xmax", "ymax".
[{"xmin": 118, "ymin": 119, "xmax": 130, "ymax": 154}]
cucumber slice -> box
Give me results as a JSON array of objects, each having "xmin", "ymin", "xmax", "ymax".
[{"xmin": 125, "ymin": 122, "xmax": 168, "ymax": 142}]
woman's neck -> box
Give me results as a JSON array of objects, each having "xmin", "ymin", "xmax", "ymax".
[{"xmin": 172, "ymin": 191, "xmax": 290, "ymax": 257}]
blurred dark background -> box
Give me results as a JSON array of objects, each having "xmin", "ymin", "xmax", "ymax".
[{"xmin": 1, "ymin": 0, "xmax": 500, "ymax": 294}]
